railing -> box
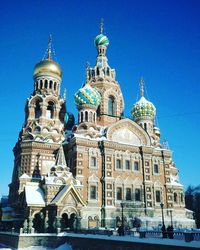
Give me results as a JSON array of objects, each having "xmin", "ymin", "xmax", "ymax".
[{"xmin": 1, "ymin": 227, "xmax": 200, "ymax": 242}]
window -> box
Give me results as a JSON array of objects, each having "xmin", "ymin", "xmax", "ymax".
[
  {"xmin": 154, "ymin": 164, "xmax": 159, "ymax": 174},
  {"xmin": 135, "ymin": 188, "xmax": 141, "ymax": 201},
  {"xmin": 156, "ymin": 190, "xmax": 161, "ymax": 203},
  {"xmin": 125, "ymin": 160, "xmax": 130, "ymax": 170},
  {"xmin": 126, "ymin": 188, "xmax": 132, "ymax": 200},
  {"xmin": 35, "ymin": 101, "xmax": 41, "ymax": 119},
  {"xmin": 116, "ymin": 159, "xmax": 122, "ymax": 169},
  {"xmin": 46, "ymin": 101, "xmax": 54, "ymax": 119},
  {"xmin": 116, "ymin": 187, "xmax": 122, "ymax": 200},
  {"xmin": 85, "ymin": 111, "xmax": 88, "ymax": 122},
  {"xmin": 90, "ymin": 186, "xmax": 97, "ymax": 199},
  {"xmin": 174, "ymin": 193, "xmax": 178, "ymax": 203},
  {"xmin": 134, "ymin": 161, "xmax": 139, "ymax": 171},
  {"xmin": 108, "ymin": 96, "xmax": 115, "ymax": 116},
  {"xmin": 180, "ymin": 193, "xmax": 183, "ymax": 203},
  {"xmin": 90, "ymin": 157, "xmax": 97, "ymax": 168}
]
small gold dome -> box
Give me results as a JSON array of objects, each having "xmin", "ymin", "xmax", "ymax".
[{"xmin": 34, "ymin": 59, "xmax": 62, "ymax": 78}]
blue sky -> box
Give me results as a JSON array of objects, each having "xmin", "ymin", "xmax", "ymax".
[{"xmin": 0, "ymin": 0, "xmax": 200, "ymax": 195}]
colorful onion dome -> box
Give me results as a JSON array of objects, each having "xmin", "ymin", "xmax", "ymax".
[
  {"xmin": 95, "ymin": 33, "xmax": 109, "ymax": 48},
  {"xmin": 131, "ymin": 96, "xmax": 156, "ymax": 120},
  {"xmin": 74, "ymin": 83, "xmax": 101, "ymax": 107},
  {"xmin": 34, "ymin": 59, "xmax": 62, "ymax": 78}
]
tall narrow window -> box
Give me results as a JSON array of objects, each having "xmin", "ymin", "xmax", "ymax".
[
  {"xmin": 116, "ymin": 187, "xmax": 122, "ymax": 200},
  {"xmin": 135, "ymin": 188, "xmax": 141, "ymax": 201},
  {"xmin": 35, "ymin": 101, "xmax": 41, "ymax": 119},
  {"xmin": 85, "ymin": 111, "xmax": 88, "ymax": 122},
  {"xmin": 180, "ymin": 193, "xmax": 183, "ymax": 203},
  {"xmin": 126, "ymin": 188, "xmax": 132, "ymax": 200},
  {"xmin": 90, "ymin": 186, "xmax": 97, "ymax": 199},
  {"xmin": 116, "ymin": 159, "xmax": 122, "ymax": 169},
  {"xmin": 125, "ymin": 160, "xmax": 130, "ymax": 170},
  {"xmin": 45, "ymin": 80, "xmax": 48, "ymax": 89},
  {"xmin": 108, "ymin": 96, "xmax": 115, "ymax": 116},
  {"xmin": 134, "ymin": 161, "xmax": 139, "ymax": 171},
  {"xmin": 90, "ymin": 157, "xmax": 97, "ymax": 168},
  {"xmin": 154, "ymin": 164, "xmax": 159, "ymax": 174},
  {"xmin": 144, "ymin": 123, "xmax": 147, "ymax": 131},
  {"xmin": 156, "ymin": 190, "xmax": 161, "ymax": 203},
  {"xmin": 174, "ymin": 193, "xmax": 178, "ymax": 203},
  {"xmin": 46, "ymin": 101, "xmax": 54, "ymax": 119},
  {"xmin": 81, "ymin": 112, "xmax": 83, "ymax": 122}
]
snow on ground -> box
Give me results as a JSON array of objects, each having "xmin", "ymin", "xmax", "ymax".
[{"xmin": 0, "ymin": 243, "xmax": 72, "ymax": 250}]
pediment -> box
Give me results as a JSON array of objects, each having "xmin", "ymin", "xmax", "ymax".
[
  {"xmin": 106, "ymin": 119, "xmax": 150, "ymax": 146},
  {"xmin": 51, "ymin": 184, "xmax": 86, "ymax": 207}
]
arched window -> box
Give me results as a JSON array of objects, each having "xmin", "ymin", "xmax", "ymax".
[
  {"xmin": 46, "ymin": 101, "xmax": 54, "ymax": 119},
  {"xmin": 35, "ymin": 81, "xmax": 38, "ymax": 90},
  {"xmin": 174, "ymin": 193, "xmax": 178, "ymax": 203},
  {"xmin": 144, "ymin": 123, "xmax": 147, "ymax": 131},
  {"xmin": 35, "ymin": 101, "xmax": 41, "ymax": 119},
  {"xmin": 45, "ymin": 80, "xmax": 48, "ymax": 89},
  {"xmin": 108, "ymin": 96, "xmax": 115, "ymax": 116},
  {"xmin": 54, "ymin": 82, "xmax": 57, "ymax": 91},
  {"xmin": 96, "ymin": 67, "xmax": 100, "ymax": 76},
  {"xmin": 49, "ymin": 80, "xmax": 53, "ymax": 89},
  {"xmin": 81, "ymin": 112, "xmax": 83, "ymax": 122},
  {"xmin": 85, "ymin": 111, "xmax": 88, "ymax": 122},
  {"xmin": 40, "ymin": 80, "xmax": 43, "ymax": 89}
]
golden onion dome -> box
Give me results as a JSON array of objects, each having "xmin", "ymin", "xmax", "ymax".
[{"xmin": 34, "ymin": 59, "xmax": 62, "ymax": 78}]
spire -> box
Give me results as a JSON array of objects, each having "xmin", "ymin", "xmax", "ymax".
[
  {"xmin": 139, "ymin": 77, "xmax": 144, "ymax": 97},
  {"xmin": 63, "ymin": 88, "xmax": 67, "ymax": 101},
  {"xmin": 86, "ymin": 61, "xmax": 90, "ymax": 81},
  {"xmin": 55, "ymin": 145, "xmax": 67, "ymax": 168},
  {"xmin": 100, "ymin": 18, "xmax": 104, "ymax": 34},
  {"xmin": 47, "ymin": 34, "xmax": 52, "ymax": 60}
]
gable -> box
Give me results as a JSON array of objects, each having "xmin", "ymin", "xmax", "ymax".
[
  {"xmin": 106, "ymin": 118, "xmax": 150, "ymax": 146},
  {"xmin": 50, "ymin": 184, "xmax": 86, "ymax": 207}
]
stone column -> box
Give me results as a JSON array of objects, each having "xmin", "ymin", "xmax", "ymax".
[{"xmin": 28, "ymin": 216, "xmax": 33, "ymax": 233}]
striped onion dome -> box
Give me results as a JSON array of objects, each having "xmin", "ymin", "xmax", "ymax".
[
  {"xmin": 74, "ymin": 83, "xmax": 101, "ymax": 108},
  {"xmin": 95, "ymin": 33, "xmax": 109, "ymax": 48}
]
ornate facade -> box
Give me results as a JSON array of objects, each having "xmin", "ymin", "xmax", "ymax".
[{"xmin": 4, "ymin": 28, "xmax": 194, "ymax": 232}]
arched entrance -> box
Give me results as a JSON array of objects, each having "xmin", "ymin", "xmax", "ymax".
[
  {"xmin": 61, "ymin": 213, "xmax": 76, "ymax": 231},
  {"xmin": 33, "ymin": 213, "xmax": 44, "ymax": 233}
]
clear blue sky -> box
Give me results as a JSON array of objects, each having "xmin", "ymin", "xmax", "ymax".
[{"xmin": 0, "ymin": 0, "xmax": 199, "ymax": 195}]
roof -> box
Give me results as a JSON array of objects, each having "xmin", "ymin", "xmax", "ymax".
[
  {"xmin": 19, "ymin": 173, "xmax": 31, "ymax": 179},
  {"xmin": 25, "ymin": 184, "xmax": 45, "ymax": 207},
  {"xmin": 50, "ymin": 184, "xmax": 86, "ymax": 206}
]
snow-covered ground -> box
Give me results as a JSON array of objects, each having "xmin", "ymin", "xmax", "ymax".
[
  {"xmin": 0, "ymin": 243, "xmax": 72, "ymax": 250},
  {"xmin": 1, "ymin": 233, "xmax": 200, "ymax": 249}
]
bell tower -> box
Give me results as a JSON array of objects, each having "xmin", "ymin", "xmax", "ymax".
[
  {"xmin": 9, "ymin": 36, "xmax": 66, "ymax": 205},
  {"xmin": 86, "ymin": 21, "xmax": 124, "ymax": 126}
]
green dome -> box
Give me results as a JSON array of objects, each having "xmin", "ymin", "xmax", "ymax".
[
  {"xmin": 74, "ymin": 83, "xmax": 101, "ymax": 107},
  {"xmin": 132, "ymin": 96, "xmax": 156, "ymax": 120},
  {"xmin": 95, "ymin": 34, "xmax": 109, "ymax": 47}
]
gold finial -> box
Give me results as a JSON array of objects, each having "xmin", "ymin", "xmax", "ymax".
[
  {"xmin": 100, "ymin": 18, "xmax": 104, "ymax": 34},
  {"xmin": 140, "ymin": 77, "xmax": 144, "ymax": 97},
  {"xmin": 47, "ymin": 34, "xmax": 52, "ymax": 60}
]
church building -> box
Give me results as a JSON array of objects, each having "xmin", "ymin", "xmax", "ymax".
[{"xmin": 4, "ymin": 25, "xmax": 195, "ymax": 232}]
